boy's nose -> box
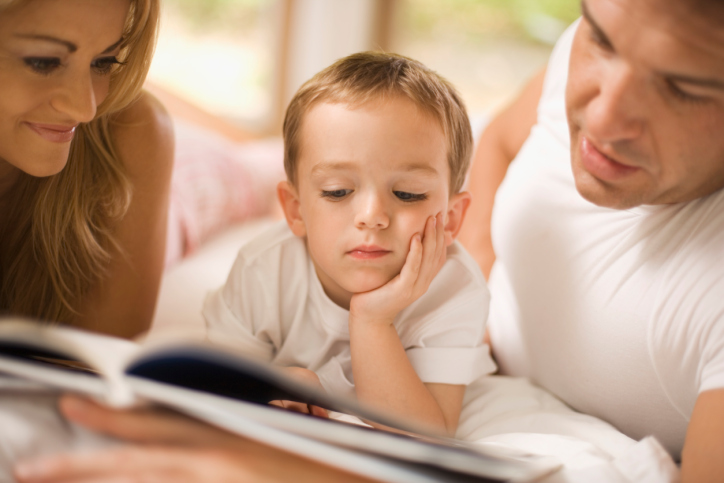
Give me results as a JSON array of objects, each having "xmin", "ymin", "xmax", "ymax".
[{"xmin": 354, "ymin": 194, "xmax": 389, "ymax": 229}]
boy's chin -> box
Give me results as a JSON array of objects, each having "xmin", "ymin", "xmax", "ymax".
[{"xmin": 346, "ymin": 275, "xmax": 395, "ymax": 295}]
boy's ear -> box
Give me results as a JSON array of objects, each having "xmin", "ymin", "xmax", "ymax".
[
  {"xmin": 444, "ymin": 191, "xmax": 472, "ymax": 246},
  {"xmin": 277, "ymin": 181, "xmax": 307, "ymax": 237}
]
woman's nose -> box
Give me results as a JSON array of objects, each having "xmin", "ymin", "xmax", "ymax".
[
  {"xmin": 354, "ymin": 192, "xmax": 390, "ymax": 229},
  {"xmin": 50, "ymin": 69, "xmax": 98, "ymax": 124},
  {"xmin": 585, "ymin": 62, "xmax": 645, "ymax": 144}
]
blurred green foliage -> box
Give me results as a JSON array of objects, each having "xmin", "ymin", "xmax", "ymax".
[
  {"xmin": 164, "ymin": 0, "xmax": 271, "ymax": 31},
  {"xmin": 400, "ymin": 0, "xmax": 581, "ymax": 43}
]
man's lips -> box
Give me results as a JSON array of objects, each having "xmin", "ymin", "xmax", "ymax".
[
  {"xmin": 25, "ymin": 122, "xmax": 77, "ymax": 143},
  {"xmin": 580, "ymin": 136, "xmax": 640, "ymax": 182},
  {"xmin": 347, "ymin": 245, "xmax": 391, "ymax": 260}
]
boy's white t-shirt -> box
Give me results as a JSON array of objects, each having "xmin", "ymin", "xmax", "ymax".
[
  {"xmin": 203, "ymin": 221, "xmax": 495, "ymax": 399},
  {"xmin": 488, "ymin": 20, "xmax": 724, "ymax": 458}
]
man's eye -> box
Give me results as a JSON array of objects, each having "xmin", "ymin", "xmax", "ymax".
[
  {"xmin": 92, "ymin": 56, "xmax": 122, "ymax": 75},
  {"xmin": 394, "ymin": 191, "xmax": 427, "ymax": 202},
  {"xmin": 665, "ymin": 79, "xmax": 708, "ymax": 105},
  {"xmin": 321, "ymin": 189, "xmax": 352, "ymax": 199},
  {"xmin": 24, "ymin": 57, "xmax": 61, "ymax": 74}
]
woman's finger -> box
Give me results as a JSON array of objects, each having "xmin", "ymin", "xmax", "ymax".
[
  {"xmin": 15, "ymin": 446, "xmax": 198, "ymax": 483},
  {"xmin": 59, "ymin": 395, "xmax": 236, "ymax": 447}
]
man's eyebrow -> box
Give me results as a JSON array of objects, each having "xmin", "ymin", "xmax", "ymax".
[
  {"xmin": 581, "ymin": 1, "xmax": 613, "ymax": 49},
  {"xmin": 13, "ymin": 34, "xmax": 124, "ymax": 55}
]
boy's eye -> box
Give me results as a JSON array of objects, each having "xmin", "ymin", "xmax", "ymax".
[
  {"xmin": 394, "ymin": 191, "xmax": 427, "ymax": 202},
  {"xmin": 92, "ymin": 56, "xmax": 122, "ymax": 75},
  {"xmin": 321, "ymin": 189, "xmax": 352, "ymax": 199},
  {"xmin": 24, "ymin": 57, "xmax": 61, "ymax": 75}
]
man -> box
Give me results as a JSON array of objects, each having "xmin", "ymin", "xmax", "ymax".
[
  {"xmin": 459, "ymin": 0, "xmax": 724, "ymax": 481},
  {"xmin": 11, "ymin": 0, "xmax": 724, "ymax": 481}
]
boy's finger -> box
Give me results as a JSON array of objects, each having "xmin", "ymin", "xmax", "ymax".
[
  {"xmin": 419, "ymin": 215, "xmax": 437, "ymax": 274},
  {"xmin": 399, "ymin": 233, "xmax": 423, "ymax": 286},
  {"xmin": 309, "ymin": 405, "xmax": 330, "ymax": 418},
  {"xmin": 435, "ymin": 212, "xmax": 446, "ymax": 270}
]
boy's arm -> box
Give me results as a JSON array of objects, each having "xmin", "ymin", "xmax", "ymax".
[{"xmin": 349, "ymin": 214, "xmax": 461, "ymax": 435}]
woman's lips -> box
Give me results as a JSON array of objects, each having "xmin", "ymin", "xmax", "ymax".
[
  {"xmin": 347, "ymin": 246, "xmax": 391, "ymax": 260},
  {"xmin": 580, "ymin": 136, "xmax": 640, "ymax": 182},
  {"xmin": 26, "ymin": 122, "xmax": 77, "ymax": 143}
]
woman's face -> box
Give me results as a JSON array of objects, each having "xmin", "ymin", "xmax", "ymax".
[{"xmin": 0, "ymin": 0, "xmax": 130, "ymax": 179}]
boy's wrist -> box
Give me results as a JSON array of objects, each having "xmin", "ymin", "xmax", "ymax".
[{"xmin": 348, "ymin": 312, "xmax": 396, "ymax": 330}]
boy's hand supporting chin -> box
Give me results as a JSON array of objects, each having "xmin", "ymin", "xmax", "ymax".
[
  {"xmin": 349, "ymin": 212, "xmax": 446, "ymax": 324},
  {"xmin": 348, "ymin": 213, "xmax": 460, "ymax": 436}
]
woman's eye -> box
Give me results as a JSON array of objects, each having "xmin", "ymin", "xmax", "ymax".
[
  {"xmin": 92, "ymin": 56, "xmax": 122, "ymax": 75},
  {"xmin": 321, "ymin": 189, "xmax": 352, "ymax": 199},
  {"xmin": 394, "ymin": 191, "xmax": 427, "ymax": 202},
  {"xmin": 24, "ymin": 57, "xmax": 61, "ymax": 74}
]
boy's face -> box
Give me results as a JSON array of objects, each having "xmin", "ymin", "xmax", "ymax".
[{"xmin": 279, "ymin": 97, "xmax": 469, "ymax": 309}]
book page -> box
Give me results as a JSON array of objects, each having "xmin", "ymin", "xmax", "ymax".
[{"xmin": 0, "ymin": 318, "xmax": 140, "ymax": 406}]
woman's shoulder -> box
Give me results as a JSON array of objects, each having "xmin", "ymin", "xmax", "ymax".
[{"xmin": 109, "ymin": 90, "xmax": 175, "ymax": 179}]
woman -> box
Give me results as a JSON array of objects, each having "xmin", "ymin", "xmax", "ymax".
[{"xmin": 0, "ymin": 0, "xmax": 173, "ymax": 338}]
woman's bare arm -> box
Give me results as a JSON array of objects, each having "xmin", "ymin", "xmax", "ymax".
[
  {"xmin": 458, "ymin": 68, "xmax": 546, "ymax": 280},
  {"xmin": 75, "ymin": 91, "xmax": 175, "ymax": 339}
]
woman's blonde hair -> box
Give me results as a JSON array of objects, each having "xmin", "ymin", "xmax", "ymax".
[{"xmin": 0, "ymin": 0, "xmax": 160, "ymax": 324}]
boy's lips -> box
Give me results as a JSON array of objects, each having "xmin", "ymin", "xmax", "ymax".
[
  {"xmin": 347, "ymin": 245, "xmax": 391, "ymax": 260},
  {"xmin": 580, "ymin": 136, "xmax": 640, "ymax": 182},
  {"xmin": 25, "ymin": 122, "xmax": 78, "ymax": 143}
]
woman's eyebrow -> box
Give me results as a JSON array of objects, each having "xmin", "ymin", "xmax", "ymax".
[
  {"xmin": 14, "ymin": 34, "xmax": 77, "ymax": 52},
  {"xmin": 12, "ymin": 34, "xmax": 123, "ymax": 54}
]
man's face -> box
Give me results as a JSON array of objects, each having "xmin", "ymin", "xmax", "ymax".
[
  {"xmin": 566, "ymin": 0, "xmax": 724, "ymax": 209},
  {"xmin": 284, "ymin": 97, "xmax": 458, "ymax": 309}
]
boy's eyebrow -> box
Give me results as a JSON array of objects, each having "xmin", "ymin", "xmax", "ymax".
[{"xmin": 310, "ymin": 161, "xmax": 439, "ymax": 176}]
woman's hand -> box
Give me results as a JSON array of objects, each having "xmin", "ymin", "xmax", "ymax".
[
  {"xmin": 349, "ymin": 213, "xmax": 446, "ymax": 327},
  {"xmin": 269, "ymin": 367, "xmax": 329, "ymax": 418},
  {"xmin": 13, "ymin": 395, "xmax": 369, "ymax": 483}
]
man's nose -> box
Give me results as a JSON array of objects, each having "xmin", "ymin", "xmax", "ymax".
[
  {"xmin": 50, "ymin": 68, "xmax": 98, "ymax": 124},
  {"xmin": 354, "ymin": 192, "xmax": 390, "ymax": 229},
  {"xmin": 585, "ymin": 62, "xmax": 645, "ymax": 144}
]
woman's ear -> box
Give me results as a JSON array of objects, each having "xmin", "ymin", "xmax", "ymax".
[
  {"xmin": 277, "ymin": 181, "xmax": 306, "ymax": 237},
  {"xmin": 444, "ymin": 191, "xmax": 472, "ymax": 246}
]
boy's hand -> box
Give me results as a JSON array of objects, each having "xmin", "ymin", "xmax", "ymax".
[
  {"xmin": 349, "ymin": 213, "xmax": 446, "ymax": 326},
  {"xmin": 269, "ymin": 367, "xmax": 329, "ymax": 418}
]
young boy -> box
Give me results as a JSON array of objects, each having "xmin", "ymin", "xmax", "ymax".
[{"xmin": 203, "ymin": 52, "xmax": 495, "ymax": 435}]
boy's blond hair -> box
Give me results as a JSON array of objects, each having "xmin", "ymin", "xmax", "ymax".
[{"xmin": 283, "ymin": 51, "xmax": 473, "ymax": 194}]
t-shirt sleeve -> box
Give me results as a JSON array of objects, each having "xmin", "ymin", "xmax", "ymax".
[
  {"xmin": 396, "ymin": 248, "xmax": 497, "ymax": 385},
  {"xmin": 202, "ymin": 253, "xmax": 276, "ymax": 361}
]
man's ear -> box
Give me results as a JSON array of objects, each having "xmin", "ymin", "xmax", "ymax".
[
  {"xmin": 277, "ymin": 180, "xmax": 306, "ymax": 237},
  {"xmin": 444, "ymin": 191, "xmax": 472, "ymax": 246}
]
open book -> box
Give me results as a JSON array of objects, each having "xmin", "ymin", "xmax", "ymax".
[{"xmin": 0, "ymin": 318, "xmax": 560, "ymax": 482}]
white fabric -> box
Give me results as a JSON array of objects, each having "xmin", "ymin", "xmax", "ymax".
[
  {"xmin": 488, "ymin": 19, "xmax": 724, "ymax": 460},
  {"xmin": 457, "ymin": 375, "xmax": 679, "ymax": 482},
  {"xmin": 203, "ymin": 221, "xmax": 495, "ymax": 398}
]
